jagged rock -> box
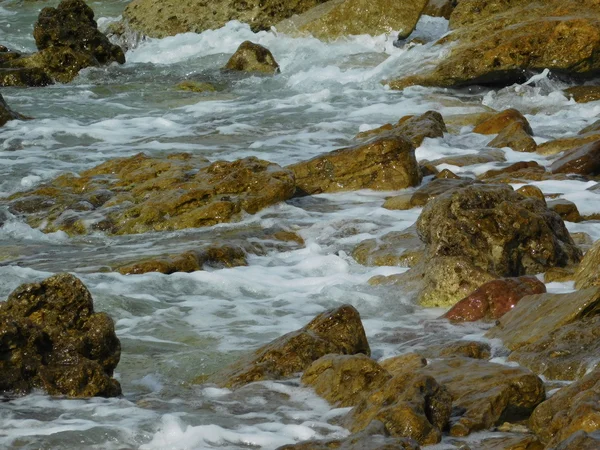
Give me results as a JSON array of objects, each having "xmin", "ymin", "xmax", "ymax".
[
  {"xmin": 0, "ymin": 93, "xmax": 27, "ymax": 126},
  {"xmin": 224, "ymin": 41, "xmax": 279, "ymax": 74},
  {"xmin": 302, "ymin": 354, "xmax": 390, "ymax": 407},
  {"xmin": 564, "ymin": 85, "xmax": 600, "ymax": 103},
  {"xmin": 420, "ymin": 357, "xmax": 545, "ymax": 437},
  {"xmin": 530, "ymin": 368, "xmax": 600, "ymax": 447},
  {"xmin": 342, "ymin": 371, "xmax": 451, "ymax": 445},
  {"xmin": 473, "ymin": 109, "xmax": 533, "ymax": 136},
  {"xmin": 488, "ymin": 122, "xmax": 537, "ymax": 153},
  {"xmin": 575, "ymin": 239, "xmax": 600, "ymax": 289},
  {"xmin": 547, "ymin": 199, "xmax": 581, "ymax": 222},
  {"xmin": 444, "ymin": 276, "xmax": 546, "ymax": 322},
  {"xmin": 550, "ymin": 140, "xmax": 600, "ymax": 176},
  {"xmin": 485, "ymin": 287, "xmax": 600, "ymax": 350},
  {"xmin": 0, "ymin": 273, "xmax": 121, "ymax": 397},
  {"xmin": 7, "ymin": 153, "xmax": 296, "ymax": 235},
  {"xmin": 274, "ymin": 0, "xmax": 428, "ymax": 40},
  {"xmin": 419, "ymin": 341, "xmax": 491, "ymax": 360},
  {"xmin": 123, "ymin": 0, "xmax": 329, "ymax": 37},
  {"xmin": 288, "ymin": 134, "xmax": 421, "ymax": 195},
  {"xmin": 537, "ymin": 133, "xmax": 600, "ymax": 156},
  {"xmin": 211, "ymin": 304, "xmax": 370, "ymax": 389}
]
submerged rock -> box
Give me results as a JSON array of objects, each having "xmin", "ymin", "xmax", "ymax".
[
  {"xmin": 224, "ymin": 41, "xmax": 279, "ymax": 74},
  {"xmin": 0, "ymin": 273, "xmax": 121, "ymax": 397},
  {"xmin": 0, "ymin": 93, "xmax": 27, "ymax": 126},
  {"xmin": 211, "ymin": 304, "xmax": 370, "ymax": 389}
]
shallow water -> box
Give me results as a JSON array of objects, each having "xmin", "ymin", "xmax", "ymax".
[{"xmin": 1, "ymin": 1, "xmax": 599, "ymax": 448}]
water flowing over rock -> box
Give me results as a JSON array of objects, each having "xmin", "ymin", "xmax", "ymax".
[
  {"xmin": 211, "ymin": 304, "xmax": 370, "ymax": 389},
  {"xmin": 7, "ymin": 153, "xmax": 296, "ymax": 235},
  {"xmin": 0, "ymin": 93, "xmax": 27, "ymax": 126},
  {"xmin": 224, "ymin": 41, "xmax": 280, "ymax": 74},
  {"xmin": 288, "ymin": 134, "xmax": 421, "ymax": 195},
  {"xmin": 274, "ymin": 0, "xmax": 427, "ymax": 40},
  {"xmin": 352, "ymin": 225, "xmax": 424, "ymax": 268},
  {"xmin": 0, "ymin": 273, "xmax": 121, "ymax": 398}
]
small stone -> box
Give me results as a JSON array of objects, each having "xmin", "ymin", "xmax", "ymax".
[{"xmin": 224, "ymin": 41, "xmax": 279, "ymax": 74}]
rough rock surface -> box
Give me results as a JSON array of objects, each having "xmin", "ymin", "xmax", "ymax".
[
  {"xmin": 274, "ymin": 0, "xmax": 428, "ymax": 40},
  {"xmin": 288, "ymin": 135, "xmax": 421, "ymax": 196},
  {"xmin": 224, "ymin": 41, "xmax": 279, "ymax": 74},
  {"xmin": 488, "ymin": 122, "xmax": 537, "ymax": 153},
  {"xmin": 352, "ymin": 226, "xmax": 424, "ymax": 268},
  {"xmin": 8, "ymin": 153, "xmax": 296, "ymax": 235},
  {"xmin": 380, "ymin": 353, "xmax": 427, "ymax": 376},
  {"xmin": 0, "ymin": 66, "xmax": 54, "ymax": 87},
  {"xmin": 423, "ymin": 0, "xmax": 457, "ymax": 19},
  {"xmin": 554, "ymin": 431, "xmax": 600, "ymax": 450},
  {"xmin": 443, "ymin": 276, "xmax": 546, "ymax": 322},
  {"xmin": 212, "ymin": 304, "xmax": 370, "ymax": 389},
  {"xmin": 473, "ymin": 109, "xmax": 533, "ymax": 136},
  {"xmin": 530, "ymin": 368, "xmax": 600, "ymax": 447},
  {"xmin": 0, "ymin": 273, "xmax": 121, "ymax": 397},
  {"xmin": 419, "ymin": 341, "xmax": 491, "ymax": 360},
  {"xmin": 564, "ymin": 86, "xmax": 600, "ymax": 103},
  {"xmin": 0, "ymin": 93, "xmax": 26, "ymax": 126},
  {"xmin": 550, "ymin": 140, "xmax": 600, "ymax": 176},
  {"xmin": 537, "ymin": 133, "xmax": 600, "ymax": 156},
  {"xmin": 123, "ymin": 0, "xmax": 329, "ymax": 37},
  {"xmin": 575, "ymin": 239, "xmax": 600, "ymax": 289},
  {"xmin": 421, "ymin": 357, "xmax": 545, "ymax": 437}
]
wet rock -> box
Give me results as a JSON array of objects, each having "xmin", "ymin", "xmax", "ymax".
[
  {"xmin": 8, "ymin": 153, "xmax": 296, "ymax": 235},
  {"xmin": 274, "ymin": 0, "xmax": 428, "ymax": 40},
  {"xmin": 224, "ymin": 41, "xmax": 279, "ymax": 74},
  {"xmin": 427, "ymin": 150, "xmax": 506, "ymax": 168},
  {"xmin": 0, "ymin": 67, "xmax": 54, "ymax": 87},
  {"xmin": 537, "ymin": 132, "xmax": 600, "ymax": 156},
  {"xmin": 473, "ymin": 109, "xmax": 533, "ymax": 136},
  {"xmin": 475, "ymin": 435, "xmax": 543, "ymax": 450},
  {"xmin": 0, "ymin": 93, "xmax": 27, "ymax": 127},
  {"xmin": 381, "ymin": 194, "xmax": 412, "ymax": 211},
  {"xmin": 579, "ymin": 119, "xmax": 600, "ymax": 135},
  {"xmin": 443, "ymin": 276, "xmax": 546, "ymax": 322},
  {"xmin": 421, "ymin": 357, "xmax": 545, "ymax": 437},
  {"xmin": 176, "ymin": 80, "xmax": 217, "ymax": 93},
  {"xmin": 488, "ymin": 122, "xmax": 537, "ymax": 153},
  {"xmin": 0, "ymin": 273, "xmax": 121, "ymax": 397},
  {"xmin": 302, "ymin": 354, "xmax": 391, "ymax": 407},
  {"xmin": 478, "ymin": 161, "xmax": 546, "ymax": 183},
  {"xmin": 554, "ymin": 431, "xmax": 600, "ymax": 450},
  {"xmin": 516, "ymin": 185, "xmax": 546, "ymax": 204},
  {"xmin": 419, "ymin": 341, "xmax": 491, "ymax": 360},
  {"xmin": 212, "ymin": 304, "xmax": 370, "ymax": 389},
  {"xmin": 550, "ymin": 140, "xmax": 600, "ymax": 176},
  {"xmin": 380, "ymin": 353, "xmax": 427, "ymax": 376},
  {"xmin": 423, "ymin": 0, "xmax": 457, "ymax": 19},
  {"xmin": 352, "ymin": 227, "xmax": 425, "ymax": 268},
  {"xmin": 288, "ymin": 134, "xmax": 421, "ymax": 196},
  {"xmin": 123, "ymin": 0, "xmax": 329, "ymax": 37},
  {"xmin": 564, "ymin": 85, "xmax": 600, "ymax": 103},
  {"xmin": 547, "ymin": 199, "xmax": 581, "ymax": 222},
  {"xmin": 545, "ymin": 266, "xmax": 576, "ymax": 283},
  {"xmin": 575, "ymin": 239, "xmax": 600, "ymax": 289},
  {"xmin": 342, "ymin": 371, "xmax": 452, "ymax": 445},
  {"xmin": 508, "ymin": 315, "xmax": 600, "ymax": 381},
  {"xmin": 485, "ymin": 287, "xmax": 600, "ymax": 350},
  {"xmin": 530, "ymin": 368, "xmax": 600, "ymax": 447},
  {"xmin": 383, "ymin": 178, "xmax": 476, "ymax": 211},
  {"xmin": 435, "ymin": 168, "xmax": 460, "ymax": 179}
]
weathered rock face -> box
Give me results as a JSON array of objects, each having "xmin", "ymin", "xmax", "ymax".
[
  {"xmin": 288, "ymin": 134, "xmax": 421, "ymax": 196},
  {"xmin": 421, "ymin": 357, "xmax": 545, "ymax": 437},
  {"xmin": 211, "ymin": 304, "xmax": 370, "ymax": 389},
  {"xmin": 575, "ymin": 239, "xmax": 600, "ymax": 289},
  {"xmin": 274, "ymin": 0, "xmax": 428, "ymax": 40},
  {"xmin": 342, "ymin": 371, "xmax": 452, "ymax": 445},
  {"xmin": 8, "ymin": 153, "xmax": 296, "ymax": 235},
  {"xmin": 419, "ymin": 341, "xmax": 491, "ymax": 360},
  {"xmin": 550, "ymin": 140, "xmax": 600, "ymax": 176},
  {"xmin": 530, "ymin": 368, "xmax": 600, "ymax": 447},
  {"xmin": 123, "ymin": 0, "xmax": 329, "ymax": 38},
  {"xmin": 224, "ymin": 41, "xmax": 279, "ymax": 74},
  {"xmin": 0, "ymin": 273, "xmax": 121, "ymax": 397},
  {"xmin": 0, "ymin": 93, "xmax": 26, "ymax": 126},
  {"xmin": 302, "ymin": 354, "xmax": 391, "ymax": 407},
  {"xmin": 443, "ymin": 276, "xmax": 546, "ymax": 322}
]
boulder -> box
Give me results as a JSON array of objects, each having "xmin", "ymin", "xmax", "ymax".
[
  {"xmin": 274, "ymin": 0, "xmax": 428, "ymax": 40},
  {"xmin": 564, "ymin": 85, "xmax": 600, "ymax": 103},
  {"xmin": 211, "ymin": 304, "xmax": 370, "ymax": 389},
  {"xmin": 443, "ymin": 276, "xmax": 546, "ymax": 322},
  {"xmin": 550, "ymin": 140, "xmax": 600, "ymax": 176},
  {"xmin": 8, "ymin": 153, "xmax": 296, "ymax": 235},
  {"xmin": 473, "ymin": 109, "xmax": 533, "ymax": 136},
  {"xmin": 224, "ymin": 41, "xmax": 279, "ymax": 74},
  {"xmin": 575, "ymin": 239, "xmax": 600, "ymax": 289},
  {"xmin": 288, "ymin": 134, "xmax": 421, "ymax": 196},
  {"xmin": 488, "ymin": 122, "xmax": 537, "ymax": 153},
  {"xmin": 302, "ymin": 354, "xmax": 391, "ymax": 407},
  {"xmin": 0, "ymin": 93, "xmax": 27, "ymax": 127},
  {"xmin": 380, "ymin": 353, "xmax": 427, "ymax": 376},
  {"xmin": 0, "ymin": 273, "xmax": 121, "ymax": 397},
  {"xmin": 122, "ymin": 0, "xmax": 329, "ymax": 37},
  {"xmin": 530, "ymin": 368, "xmax": 600, "ymax": 447},
  {"xmin": 342, "ymin": 371, "xmax": 452, "ymax": 445},
  {"xmin": 485, "ymin": 287, "xmax": 600, "ymax": 350},
  {"xmin": 420, "ymin": 357, "xmax": 545, "ymax": 437}
]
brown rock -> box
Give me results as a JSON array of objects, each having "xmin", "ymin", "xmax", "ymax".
[
  {"xmin": 289, "ymin": 134, "xmax": 421, "ymax": 196},
  {"xmin": 212, "ymin": 304, "xmax": 370, "ymax": 389},
  {"xmin": 516, "ymin": 185, "xmax": 546, "ymax": 205},
  {"xmin": 421, "ymin": 357, "xmax": 545, "ymax": 437},
  {"xmin": 224, "ymin": 41, "xmax": 279, "ymax": 74},
  {"xmin": 427, "ymin": 149, "xmax": 506, "ymax": 167},
  {"xmin": 444, "ymin": 276, "xmax": 546, "ymax": 322},
  {"xmin": 435, "ymin": 168, "xmax": 460, "ymax": 179},
  {"xmin": 380, "ymin": 353, "xmax": 427, "ymax": 377},
  {"xmin": 476, "ymin": 435, "xmax": 543, "ymax": 450},
  {"xmin": 537, "ymin": 133, "xmax": 600, "ymax": 156},
  {"xmin": 448, "ymin": 0, "xmax": 534, "ymax": 30},
  {"xmin": 352, "ymin": 227, "xmax": 425, "ymax": 268},
  {"xmin": 478, "ymin": 161, "xmax": 545, "ymax": 181},
  {"xmin": 550, "ymin": 140, "xmax": 600, "ymax": 176},
  {"xmin": 564, "ymin": 85, "xmax": 600, "ymax": 103},
  {"xmin": 554, "ymin": 431, "xmax": 600, "ymax": 450},
  {"xmin": 488, "ymin": 122, "xmax": 537, "ymax": 153},
  {"xmin": 302, "ymin": 354, "xmax": 391, "ymax": 407},
  {"xmin": 530, "ymin": 368, "xmax": 600, "ymax": 447},
  {"xmin": 575, "ymin": 239, "xmax": 600, "ymax": 289},
  {"xmin": 544, "ymin": 266, "xmax": 576, "ymax": 283},
  {"xmin": 473, "ymin": 109, "xmax": 533, "ymax": 136},
  {"xmin": 0, "ymin": 273, "xmax": 121, "ymax": 397},
  {"xmin": 382, "ymin": 194, "xmax": 413, "ymax": 211},
  {"xmin": 420, "ymin": 341, "xmax": 491, "ymax": 360},
  {"xmin": 176, "ymin": 81, "xmax": 217, "ymax": 93},
  {"xmin": 383, "ymin": 177, "xmax": 476, "ymax": 212},
  {"xmin": 423, "ymin": 0, "xmax": 457, "ymax": 19},
  {"xmin": 547, "ymin": 199, "xmax": 582, "ymax": 222},
  {"xmin": 485, "ymin": 287, "xmax": 600, "ymax": 350}
]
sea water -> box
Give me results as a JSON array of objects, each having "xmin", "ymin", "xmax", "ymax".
[{"xmin": 1, "ymin": 1, "xmax": 598, "ymax": 448}]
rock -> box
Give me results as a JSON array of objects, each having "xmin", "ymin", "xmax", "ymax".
[
  {"xmin": 488, "ymin": 122, "xmax": 537, "ymax": 153},
  {"xmin": 212, "ymin": 304, "xmax": 370, "ymax": 389},
  {"xmin": 176, "ymin": 80, "xmax": 217, "ymax": 92},
  {"xmin": 547, "ymin": 199, "xmax": 582, "ymax": 222},
  {"xmin": 427, "ymin": 150, "xmax": 506, "ymax": 168},
  {"xmin": 435, "ymin": 168, "xmax": 460, "ymax": 179},
  {"xmin": 473, "ymin": 109, "xmax": 533, "ymax": 136},
  {"xmin": 8, "ymin": 153, "xmax": 296, "ymax": 235},
  {"xmin": 342, "ymin": 371, "xmax": 451, "ymax": 445},
  {"xmin": 477, "ymin": 161, "xmax": 564, "ymax": 184},
  {"xmin": 288, "ymin": 134, "xmax": 421, "ymax": 196},
  {"xmin": 579, "ymin": 119, "xmax": 600, "ymax": 135},
  {"xmin": 224, "ymin": 41, "xmax": 279, "ymax": 74},
  {"xmin": 382, "ymin": 178, "xmax": 475, "ymax": 211},
  {"xmin": 123, "ymin": 0, "xmax": 329, "ymax": 37},
  {"xmin": 356, "ymin": 111, "xmax": 447, "ymax": 148},
  {"xmin": 564, "ymin": 86, "xmax": 600, "ymax": 103},
  {"xmin": 443, "ymin": 276, "xmax": 546, "ymax": 322},
  {"xmin": 380, "ymin": 353, "xmax": 427, "ymax": 377},
  {"xmin": 516, "ymin": 185, "xmax": 546, "ymax": 205},
  {"xmin": 545, "ymin": 266, "xmax": 576, "ymax": 283},
  {"xmin": 352, "ymin": 227, "xmax": 425, "ymax": 268},
  {"xmin": 479, "ymin": 161, "xmax": 545, "ymax": 181},
  {"xmin": 420, "ymin": 357, "xmax": 545, "ymax": 437},
  {"xmin": 0, "ymin": 93, "xmax": 27, "ymax": 127},
  {"xmin": 448, "ymin": 0, "xmax": 533, "ymax": 29},
  {"xmin": 274, "ymin": 0, "xmax": 428, "ymax": 40},
  {"xmin": 485, "ymin": 287, "xmax": 600, "ymax": 350},
  {"xmin": 508, "ymin": 315, "xmax": 600, "ymax": 381},
  {"xmin": 419, "ymin": 341, "xmax": 491, "ymax": 360},
  {"xmin": 537, "ymin": 133, "xmax": 600, "ymax": 156},
  {"xmin": 0, "ymin": 67, "xmax": 54, "ymax": 87},
  {"xmin": 550, "ymin": 140, "xmax": 600, "ymax": 176},
  {"xmin": 530, "ymin": 368, "xmax": 600, "ymax": 447},
  {"xmin": 302, "ymin": 354, "xmax": 391, "ymax": 407},
  {"xmin": 0, "ymin": 273, "xmax": 121, "ymax": 397},
  {"xmin": 423, "ymin": 0, "xmax": 457, "ymax": 19},
  {"xmin": 382, "ymin": 194, "xmax": 412, "ymax": 211},
  {"xmin": 575, "ymin": 239, "xmax": 600, "ymax": 289},
  {"xmin": 554, "ymin": 431, "xmax": 600, "ymax": 450},
  {"xmin": 475, "ymin": 435, "xmax": 543, "ymax": 450}
]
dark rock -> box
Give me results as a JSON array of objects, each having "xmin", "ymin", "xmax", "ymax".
[
  {"xmin": 0, "ymin": 93, "xmax": 27, "ymax": 127},
  {"xmin": 547, "ymin": 199, "xmax": 582, "ymax": 222},
  {"xmin": 224, "ymin": 41, "xmax": 279, "ymax": 74},
  {"xmin": 0, "ymin": 67, "xmax": 54, "ymax": 87},
  {"xmin": 550, "ymin": 140, "xmax": 600, "ymax": 176}
]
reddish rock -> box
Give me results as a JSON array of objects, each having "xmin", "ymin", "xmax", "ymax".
[
  {"xmin": 444, "ymin": 276, "xmax": 546, "ymax": 322},
  {"xmin": 550, "ymin": 140, "xmax": 600, "ymax": 176},
  {"xmin": 473, "ymin": 109, "xmax": 533, "ymax": 135}
]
